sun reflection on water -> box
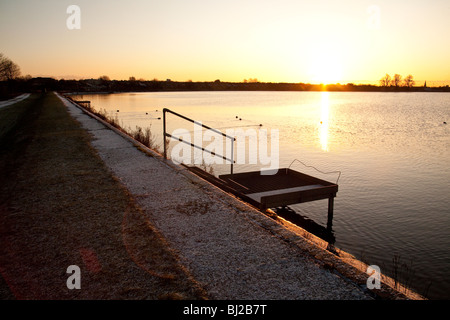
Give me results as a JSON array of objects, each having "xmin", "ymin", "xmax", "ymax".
[{"xmin": 319, "ymin": 92, "xmax": 330, "ymax": 151}]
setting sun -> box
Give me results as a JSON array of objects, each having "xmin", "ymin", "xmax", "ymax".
[
  {"xmin": 308, "ymin": 42, "xmax": 344, "ymax": 85},
  {"xmin": 310, "ymin": 58, "xmax": 343, "ymax": 85},
  {"xmin": 0, "ymin": 1, "xmax": 448, "ymax": 84}
]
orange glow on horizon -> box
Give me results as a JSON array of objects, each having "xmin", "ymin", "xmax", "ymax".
[{"xmin": 0, "ymin": 1, "xmax": 448, "ymax": 85}]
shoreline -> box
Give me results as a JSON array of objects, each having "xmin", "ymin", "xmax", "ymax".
[
  {"xmin": 13, "ymin": 76, "xmax": 450, "ymax": 94},
  {"xmin": 60, "ymin": 86, "xmax": 450, "ymax": 95},
  {"xmin": 61, "ymin": 92, "xmax": 425, "ymax": 300}
]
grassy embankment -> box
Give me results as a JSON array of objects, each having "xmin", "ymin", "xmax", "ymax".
[{"xmin": 0, "ymin": 92, "xmax": 207, "ymax": 299}]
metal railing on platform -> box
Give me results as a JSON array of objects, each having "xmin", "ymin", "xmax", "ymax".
[{"xmin": 163, "ymin": 108, "xmax": 235, "ymax": 175}]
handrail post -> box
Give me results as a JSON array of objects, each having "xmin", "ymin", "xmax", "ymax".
[
  {"xmin": 230, "ymin": 137, "xmax": 234, "ymax": 176},
  {"xmin": 163, "ymin": 108, "xmax": 167, "ymax": 160}
]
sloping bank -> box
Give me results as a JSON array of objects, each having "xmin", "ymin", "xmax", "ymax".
[{"xmin": 58, "ymin": 92, "xmax": 424, "ymax": 300}]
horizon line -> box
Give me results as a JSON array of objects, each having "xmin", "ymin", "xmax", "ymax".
[{"xmin": 27, "ymin": 76, "xmax": 450, "ymax": 88}]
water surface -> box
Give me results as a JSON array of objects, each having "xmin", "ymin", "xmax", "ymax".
[{"xmin": 73, "ymin": 91, "xmax": 450, "ymax": 299}]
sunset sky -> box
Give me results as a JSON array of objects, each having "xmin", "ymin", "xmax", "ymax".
[{"xmin": 1, "ymin": 0, "xmax": 449, "ymax": 85}]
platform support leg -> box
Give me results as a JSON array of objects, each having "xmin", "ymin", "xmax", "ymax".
[{"xmin": 327, "ymin": 196, "xmax": 334, "ymax": 230}]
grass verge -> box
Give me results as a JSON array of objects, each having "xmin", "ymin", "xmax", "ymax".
[{"xmin": 0, "ymin": 92, "xmax": 207, "ymax": 299}]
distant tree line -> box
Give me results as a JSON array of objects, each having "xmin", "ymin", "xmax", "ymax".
[
  {"xmin": 3, "ymin": 77, "xmax": 448, "ymax": 98},
  {"xmin": 243, "ymin": 78, "xmax": 259, "ymax": 83},
  {"xmin": 379, "ymin": 73, "xmax": 416, "ymax": 88},
  {"xmin": 2, "ymin": 52, "xmax": 449, "ymax": 99}
]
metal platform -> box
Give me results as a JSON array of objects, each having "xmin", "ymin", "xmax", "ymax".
[
  {"xmin": 219, "ymin": 168, "xmax": 338, "ymax": 220},
  {"xmin": 164, "ymin": 108, "xmax": 338, "ymax": 233}
]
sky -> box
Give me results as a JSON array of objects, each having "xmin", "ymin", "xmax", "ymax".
[{"xmin": 1, "ymin": 0, "xmax": 449, "ymax": 85}]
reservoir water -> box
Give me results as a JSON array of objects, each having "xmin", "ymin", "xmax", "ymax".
[{"xmin": 72, "ymin": 91, "xmax": 450, "ymax": 299}]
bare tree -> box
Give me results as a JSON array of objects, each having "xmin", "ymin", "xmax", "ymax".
[
  {"xmin": 379, "ymin": 74, "xmax": 392, "ymax": 87},
  {"xmin": 392, "ymin": 74, "xmax": 402, "ymax": 87},
  {"xmin": 244, "ymin": 78, "xmax": 259, "ymax": 83},
  {"xmin": 403, "ymin": 74, "xmax": 415, "ymax": 88},
  {"xmin": 0, "ymin": 53, "xmax": 21, "ymax": 81},
  {"xmin": 0, "ymin": 53, "xmax": 7, "ymax": 78}
]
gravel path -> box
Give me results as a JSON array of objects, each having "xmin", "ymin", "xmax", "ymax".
[{"xmin": 59, "ymin": 93, "xmax": 373, "ymax": 300}]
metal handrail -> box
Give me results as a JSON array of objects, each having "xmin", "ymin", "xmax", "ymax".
[
  {"xmin": 287, "ymin": 159, "xmax": 341, "ymax": 184},
  {"xmin": 163, "ymin": 108, "xmax": 235, "ymax": 175}
]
